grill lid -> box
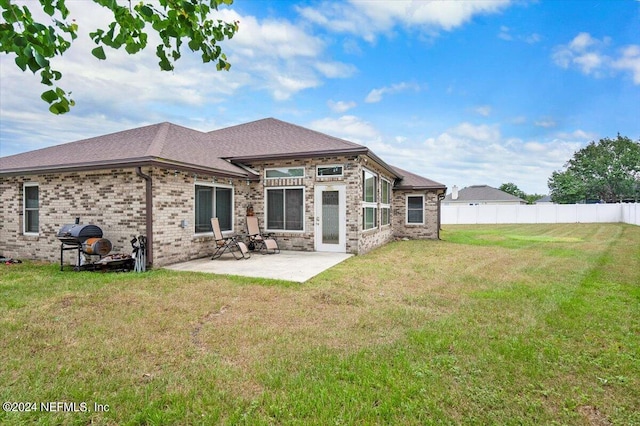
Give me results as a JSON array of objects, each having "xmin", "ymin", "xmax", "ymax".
[{"xmin": 57, "ymin": 224, "xmax": 103, "ymax": 244}]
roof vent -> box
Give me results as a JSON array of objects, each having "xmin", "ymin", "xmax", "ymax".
[{"xmin": 452, "ymin": 185, "xmax": 459, "ymax": 200}]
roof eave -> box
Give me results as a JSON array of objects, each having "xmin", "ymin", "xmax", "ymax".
[
  {"xmin": 394, "ymin": 185, "xmax": 448, "ymax": 191},
  {"xmin": 0, "ymin": 157, "xmax": 249, "ymax": 179}
]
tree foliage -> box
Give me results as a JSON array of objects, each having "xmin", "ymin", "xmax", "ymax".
[
  {"xmin": 0, "ymin": 0, "xmax": 239, "ymax": 114},
  {"xmin": 499, "ymin": 182, "xmax": 526, "ymax": 200},
  {"xmin": 548, "ymin": 134, "xmax": 640, "ymax": 203},
  {"xmin": 499, "ymin": 182, "xmax": 544, "ymax": 205}
]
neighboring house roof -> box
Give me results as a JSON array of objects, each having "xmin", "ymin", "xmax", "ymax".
[
  {"xmin": 0, "ymin": 118, "xmax": 441, "ymax": 190},
  {"xmin": 443, "ymin": 185, "xmax": 526, "ymax": 203},
  {"xmin": 535, "ymin": 195, "xmax": 553, "ymax": 203},
  {"xmin": 391, "ymin": 166, "xmax": 446, "ymax": 190}
]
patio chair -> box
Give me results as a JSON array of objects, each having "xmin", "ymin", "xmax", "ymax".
[
  {"xmin": 210, "ymin": 218, "xmax": 250, "ymax": 260},
  {"xmin": 246, "ymin": 216, "xmax": 280, "ymax": 254}
]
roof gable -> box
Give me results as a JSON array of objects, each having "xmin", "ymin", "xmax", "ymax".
[{"xmin": 208, "ymin": 118, "xmax": 367, "ymax": 160}]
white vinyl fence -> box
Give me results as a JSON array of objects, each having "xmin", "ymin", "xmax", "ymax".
[{"xmin": 442, "ymin": 203, "xmax": 639, "ymax": 226}]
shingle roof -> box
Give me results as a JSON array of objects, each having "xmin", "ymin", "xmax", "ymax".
[
  {"xmin": 209, "ymin": 118, "xmax": 368, "ymax": 160},
  {"xmin": 391, "ymin": 166, "xmax": 446, "ymax": 190},
  {"xmin": 0, "ymin": 118, "xmax": 441, "ymax": 190},
  {"xmin": 0, "ymin": 122, "xmax": 247, "ymax": 177},
  {"xmin": 443, "ymin": 185, "xmax": 526, "ymax": 202}
]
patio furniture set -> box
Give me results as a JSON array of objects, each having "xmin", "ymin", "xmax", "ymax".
[{"xmin": 211, "ymin": 216, "xmax": 279, "ymax": 260}]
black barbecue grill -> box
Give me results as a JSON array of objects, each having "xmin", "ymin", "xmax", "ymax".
[
  {"xmin": 57, "ymin": 223, "xmax": 103, "ymax": 244},
  {"xmin": 56, "ymin": 219, "xmax": 117, "ymax": 271}
]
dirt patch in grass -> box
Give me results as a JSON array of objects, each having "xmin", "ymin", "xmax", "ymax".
[{"xmin": 577, "ymin": 405, "xmax": 612, "ymax": 426}]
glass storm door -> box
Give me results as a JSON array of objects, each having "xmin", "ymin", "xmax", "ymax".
[{"xmin": 314, "ymin": 185, "xmax": 346, "ymax": 252}]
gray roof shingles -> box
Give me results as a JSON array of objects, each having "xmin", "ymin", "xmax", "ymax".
[
  {"xmin": 0, "ymin": 118, "xmax": 444, "ymax": 190},
  {"xmin": 209, "ymin": 118, "xmax": 367, "ymax": 159},
  {"xmin": 391, "ymin": 165, "xmax": 446, "ymax": 190},
  {"xmin": 443, "ymin": 185, "xmax": 526, "ymax": 202}
]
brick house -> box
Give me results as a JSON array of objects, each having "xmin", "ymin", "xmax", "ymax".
[{"xmin": 0, "ymin": 118, "xmax": 446, "ymax": 267}]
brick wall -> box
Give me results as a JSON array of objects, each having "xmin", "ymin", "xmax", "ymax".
[
  {"xmin": 0, "ymin": 169, "xmax": 146, "ymax": 265},
  {"xmin": 150, "ymin": 168, "xmax": 251, "ymax": 266},
  {"xmin": 241, "ymin": 156, "xmax": 360, "ymax": 252},
  {"xmin": 392, "ymin": 189, "xmax": 441, "ymax": 239},
  {"xmin": 0, "ymin": 161, "xmax": 442, "ymax": 267}
]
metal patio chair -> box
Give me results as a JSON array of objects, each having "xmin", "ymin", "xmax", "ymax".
[
  {"xmin": 246, "ymin": 216, "xmax": 280, "ymax": 254},
  {"xmin": 211, "ymin": 218, "xmax": 250, "ymax": 260}
]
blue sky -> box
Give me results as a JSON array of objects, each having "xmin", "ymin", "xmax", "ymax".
[{"xmin": 1, "ymin": 0, "xmax": 639, "ymax": 194}]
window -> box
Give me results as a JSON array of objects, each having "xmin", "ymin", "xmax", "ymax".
[
  {"xmin": 23, "ymin": 183, "xmax": 39, "ymax": 234},
  {"xmin": 363, "ymin": 169, "xmax": 377, "ymax": 202},
  {"xmin": 406, "ymin": 195, "xmax": 424, "ymax": 224},
  {"xmin": 362, "ymin": 169, "xmax": 378, "ymax": 230},
  {"xmin": 195, "ymin": 184, "xmax": 233, "ymax": 233},
  {"xmin": 266, "ymin": 188, "xmax": 304, "ymax": 231},
  {"xmin": 363, "ymin": 206, "xmax": 377, "ymax": 230},
  {"xmin": 317, "ymin": 165, "xmax": 343, "ymax": 177},
  {"xmin": 265, "ymin": 167, "xmax": 304, "ymax": 179},
  {"xmin": 381, "ymin": 179, "xmax": 391, "ymax": 226}
]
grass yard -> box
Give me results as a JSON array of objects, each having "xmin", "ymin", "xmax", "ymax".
[{"xmin": 1, "ymin": 223, "xmax": 639, "ymax": 425}]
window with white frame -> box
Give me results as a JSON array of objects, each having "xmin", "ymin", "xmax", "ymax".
[
  {"xmin": 266, "ymin": 187, "xmax": 304, "ymax": 231},
  {"xmin": 406, "ymin": 195, "xmax": 424, "ymax": 224},
  {"xmin": 362, "ymin": 169, "xmax": 378, "ymax": 230},
  {"xmin": 195, "ymin": 184, "xmax": 233, "ymax": 233},
  {"xmin": 23, "ymin": 183, "xmax": 39, "ymax": 234},
  {"xmin": 381, "ymin": 178, "xmax": 391, "ymax": 226},
  {"xmin": 265, "ymin": 167, "xmax": 304, "ymax": 179},
  {"xmin": 317, "ymin": 165, "xmax": 343, "ymax": 177}
]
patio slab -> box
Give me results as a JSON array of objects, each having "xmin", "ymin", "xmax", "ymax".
[{"xmin": 163, "ymin": 250, "xmax": 353, "ymax": 283}]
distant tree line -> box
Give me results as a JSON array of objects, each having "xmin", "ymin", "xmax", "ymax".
[
  {"xmin": 548, "ymin": 135, "xmax": 640, "ymax": 204},
  {"xmin": 498, "ymin": 183, "xmax": 544, "ymax": 205},
  {"xmin": 501, "ymin": 134, "xmax": 639, "ymax": 205}
]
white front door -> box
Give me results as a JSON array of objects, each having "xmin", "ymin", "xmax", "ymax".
[{"xmin": 314, "ymin": 185, "xmax": 346, "ymax": 252}]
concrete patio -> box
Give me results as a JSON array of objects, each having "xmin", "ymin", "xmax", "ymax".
[{"xmin": 163, "ymin": 250, "xmax": 353, "ymax": 283}]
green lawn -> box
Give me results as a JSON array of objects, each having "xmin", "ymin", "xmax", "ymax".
[{"xmin": 1, "ymin": 223, "xmax": 639, "ymax": 425}]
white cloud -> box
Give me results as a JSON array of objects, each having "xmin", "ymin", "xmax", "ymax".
[
  {"xmin": 365, "ymin": 82, "xmax": 422, "ymax": 103},
  {"xmin": 552, "ymin": 32, "xmax": 640, "ymax": 84},
  {"xmin": 0, "ymin": 1, "xmax": 359, "ymax": 143},
  {"xmin": 450, "ymin": 122, "xmax": 501, "ymax": 142},
  {"xmin": 298, "ymin": 0, "xmax": 513, "ymax": 41},
  {"xmin": 411, "ymin": 122, "xmax": 588, "ymax": 194},
  {"xmin": 612, "ymin": 45, "xmax": 640, "ymax": 84},
  {"xmin": 327, "ymin": 100, "xmax": 357, "ymax": 113},
  {"xmin": 309, "ymin": 115, "xmax": 380, "ymax": 144},
  {"xmin": 314, "ymin": 61, "xmax": 357, "ymax": 78},
  {"xmin": 498, "ymin": 26, "xmax": 540, "ymax": 44}
]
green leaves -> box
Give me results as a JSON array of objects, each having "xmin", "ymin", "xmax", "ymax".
[
  {"xmin": 1, "ymin": 0, "xmax": 238, "ymax": 114},
  {"xmin": 91, "ymin": 46, "xmax": 106, "ymax": 60},
  {"xmin": 40, "ymin": 86, "xmax": 74, "ymax": 114},
  {"xmin": 549, "ymin": 135, "xmax": 640, "ymax": 203}
]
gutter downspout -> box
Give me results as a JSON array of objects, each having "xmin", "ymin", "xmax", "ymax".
[
  {"xmin": 136, "ymin": 167, "xmax": 153, "ymax": 267},
  {"xmin": 437, "ymin": 191, "xmax": 446, "ymax": 240}
]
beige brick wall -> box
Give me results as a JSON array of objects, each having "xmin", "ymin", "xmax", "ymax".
[
  {"xmin": 0, "ymin": 169, "xmax": 146, "ymax": 265},
  {"xmin": 392, "ymin": 190, "xmax": 441, "ymax": 240},
  {"xmin": 151, "ymin": 168, "xmax": 251, "ymax": 266},
  {"xmin": 0, "ymin": 160, "xmax": 442, "ymax": 268},
  {"xmin": 240, "ymin": 156, "xmax": 361, "ymax": 253}
]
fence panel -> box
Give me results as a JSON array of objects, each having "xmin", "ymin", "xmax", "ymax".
[
  {"xmin": 442, "ymin": 203, "xmax": 638, "ymax": 225},
  {"xmin": 621, "ymin": 203, "xmax": 639, "ymax": 225}
]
